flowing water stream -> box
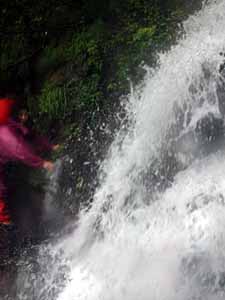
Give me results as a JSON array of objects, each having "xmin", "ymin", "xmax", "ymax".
[{"xmin": 16, "ymin": 1, "xmax": 225, "ymax": 299}]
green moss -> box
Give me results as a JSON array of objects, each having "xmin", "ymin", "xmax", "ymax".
[
  {"xmin": 39, "ymin": 82, "xmax": 66, "ymax": 119},
  {"xmin": 38, "ymin": 72, "xmax": 102, "ymax": 120},
  {"xmin": 36, "ymin": 21, "xmax": 106, "ymax": 120},
  {"xmin": 68, "ymin": 74, "xmax": 102, "ymax": 111},
  {"xmin": 66, "ymin": 20, "xmax": 107, "ymax": 74}
]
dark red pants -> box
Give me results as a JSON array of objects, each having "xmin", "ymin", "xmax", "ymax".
[
  {"xmin": 0, "ymin": 168, "xmax": 11, "ymax": 224},
  {"xmin": 0, "ymin": 200, "xmax": 10, "ymax": 224}
]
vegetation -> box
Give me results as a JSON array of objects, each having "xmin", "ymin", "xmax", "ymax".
[{"xmin": 0, "ymin": 0, "xmax": 202, "ymax": 130}]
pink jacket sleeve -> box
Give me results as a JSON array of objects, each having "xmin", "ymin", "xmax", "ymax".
[
  {"xmin": 0, "ymin": 126, "xmax": 44, "ymax": 168},
  {"xmin": 9, "ymin": 119, "xmax": 53, "ymax": 153},
  {"xmin": 11, "ymin": 120, "xmax": 29, "ymax": 136}
]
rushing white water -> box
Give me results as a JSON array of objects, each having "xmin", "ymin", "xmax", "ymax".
[
  {"xmin": 56, "ymin": 1, "xmax": 225, "ymax": 299},
  {"xmin": 18, "ymin": 1, "xmax": 225, "ymax": 299},
  {"xmin": 59, "ymin": 153, "xmax": 225, "ymax": 300}
]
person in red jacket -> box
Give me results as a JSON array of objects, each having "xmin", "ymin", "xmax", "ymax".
[{"xmin": 0, "ymin": 98, "xmax": 54, "ymax": 225}]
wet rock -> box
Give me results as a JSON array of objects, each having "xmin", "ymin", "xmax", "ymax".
[{"xmin": 195, "ymin": 112, "xmax": 224, "ymax": 144}]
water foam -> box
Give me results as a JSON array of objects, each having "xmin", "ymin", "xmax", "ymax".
[{"xmin": 59, "ymin": 152, "xmax": 225, "ymax": 300}]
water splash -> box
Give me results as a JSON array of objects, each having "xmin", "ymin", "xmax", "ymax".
[
  {"xmin": 19, "ymin": 0, "xmax": 225, "ymax": 299},
  {"xmin": 44, "ymin": 159, "xmax": 63, "ymax": 220}
]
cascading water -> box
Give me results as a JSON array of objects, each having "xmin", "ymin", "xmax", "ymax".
[{"xmin": 16, "ymin": 1, "xmax": 225, "ymax": 299}]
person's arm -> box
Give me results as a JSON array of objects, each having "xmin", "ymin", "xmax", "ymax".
[
  {"xmin": 9, "ymin": 119, "xmax": 29, "ymax": 136},
  {"xmin": 0, "ymin": 126, "xmax": 53, "ymax": 170}
]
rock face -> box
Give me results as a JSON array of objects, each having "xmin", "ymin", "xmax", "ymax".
[
  {"xmin": 195, "ymin": 113, "xmax": 224, "ymax": 145},
  {"xmin": 56, "ymin": 104, "xmax": 122, "ymax": 220}
]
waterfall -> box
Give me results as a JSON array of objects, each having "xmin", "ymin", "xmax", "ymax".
[{"xmin": 17, "ymin": 1, "xmax": 225, "ymax": 299}]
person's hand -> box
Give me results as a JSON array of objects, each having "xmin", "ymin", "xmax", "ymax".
[
  {"xmin": 43, "ymin": 160, "xmax": 54, "ymax": 172},
  {"xmin": 52, "ymin": 144, "xmax": 60, "ymax": 151}
]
